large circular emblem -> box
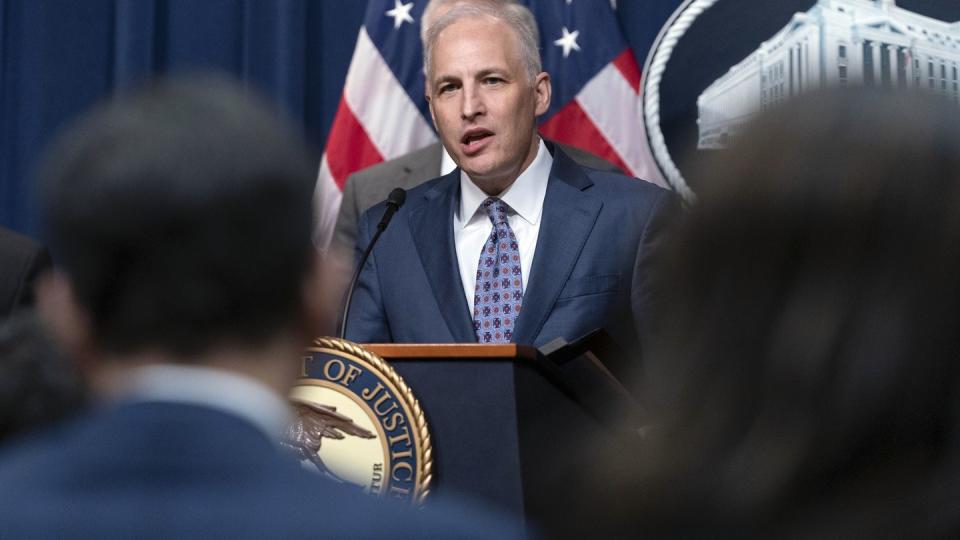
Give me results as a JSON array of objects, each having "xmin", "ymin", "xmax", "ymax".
[
  {"xmin": 285, "ymin": 337, "xmax": 432, "ymax": 504},
  {"xmin": 643, "ymin": 0, "xmax": 960, "ymax": 198}
]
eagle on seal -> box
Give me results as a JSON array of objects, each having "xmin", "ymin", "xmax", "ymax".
[{"xmin": 282, "ymin": 397, "xmax": 375, "ymax": 482}]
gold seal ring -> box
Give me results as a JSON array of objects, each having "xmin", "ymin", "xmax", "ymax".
[{"xmin": 286, "ymin": 337, "xmax": 432, "ymax": 504}]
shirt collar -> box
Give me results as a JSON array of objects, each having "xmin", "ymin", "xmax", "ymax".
[
  {"xmin": 440, "ymin": 145, "xmax": 457, "ymax": 176},
  {"xmin": 118, "ymin": 364, "xmax": 293, "ymax": 443},
  {"xmin": 457, "ymin": 138, "xmax": 552, "ymax": 227}
]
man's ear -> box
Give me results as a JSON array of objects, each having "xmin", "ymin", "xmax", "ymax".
[
  {"xmin": 534, "ymin": 72, "xmax": 551, "ymax": 116},
  {"xmin": 425, "ymin": 82, "xmax": 438, "ymax": 128},
  {"xmin": 36, "ymin": 271, "xmax": 97, "ymax": 366}
]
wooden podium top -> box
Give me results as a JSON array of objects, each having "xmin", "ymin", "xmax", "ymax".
[{"xmin": 364, "ymin": 343, "xmax": 538, "ymax": 361}]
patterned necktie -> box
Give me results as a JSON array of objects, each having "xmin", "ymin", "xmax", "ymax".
[{"xmin": 473, "ymin": 197, "xmax": 523, "ymax": 343}]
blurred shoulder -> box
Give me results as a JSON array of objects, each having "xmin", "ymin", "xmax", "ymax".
[
  {"xmin": 554, "ymin": 141, "xmax": 623, "ymax": 174},
  {"xmin": 0, "ymin": 226, "xmax": 43, "ymax": 260},
  {"xmin": 0, "ymin": 415, "xmax": 85, "ymax": 493},
  {"xmin": 583, "ymin": 165, "xmax": 673, "ymax": 203},
  {"xmin": 349, "ymin": 143, "xmax": 442, "ymax": 183}
]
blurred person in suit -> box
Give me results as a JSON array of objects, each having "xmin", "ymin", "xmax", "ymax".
[
  {"xmin": 0, "ymin": 311, "xmax": 87, "ymax": 445},
  {"xmin": 0, "ymin": 226, "xmax": 51, "ymax": 318},
  {"xmin": 578, "ymin": 89, "xmax": 960, "ymax": 539},
  {"xmin": 0, "ymin": 75, "xmax": 519, "ymax": 539}
]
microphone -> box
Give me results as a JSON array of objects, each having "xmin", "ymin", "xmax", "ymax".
[
  {"xmin": 339, "ymin": 188, "xmax": 407, "ymax": 339},
  {"xmin": 377, "ymin": 188, "xmax": 406, "ymax": 231}
]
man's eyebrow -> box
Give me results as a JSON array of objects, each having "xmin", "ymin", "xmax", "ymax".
[
  {"xmin": 476, "ymin": 68, "xmax": 508, "ymax": 79},
  {"xmin": 431, "ymin": 67, "xmax": 510, "ymax": 87},
  {"xmin": 432, "ymin": 74, "xmax": 460, "ymax": 86}
]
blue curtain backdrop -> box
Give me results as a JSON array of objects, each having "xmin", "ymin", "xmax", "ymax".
[
  {"xmin": 0, "ymin": 0, "xmax": 366, "ymax": 237},
  {"xmin": 0, "ymin": 0, "xmax": 658, "ymax": 240}
]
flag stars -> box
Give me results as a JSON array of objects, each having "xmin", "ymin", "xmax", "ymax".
[
  {"xmin": 554, "ymin": 26, "xmax": 581, "ymax": 58},
  {"xmin": 385, "ymin": 0, "xmax": 415, "ymax": 30}
]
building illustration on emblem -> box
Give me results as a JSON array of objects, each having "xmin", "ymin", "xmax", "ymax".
[{"xmin": 697, "ymin": 0, "xmax": 960, "ymax": 149}]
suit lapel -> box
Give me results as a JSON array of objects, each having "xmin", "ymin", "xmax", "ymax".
[
  {"xmin": 409, "ymin": 171, "xmax": 477, "ymax": 342},
  {"xmin": 513, "ymin": 148, "xmax": 602, "ymax": 344}
]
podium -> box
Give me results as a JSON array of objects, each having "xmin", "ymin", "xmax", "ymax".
[{"xmin": 365, "ymin": 343, "xmax": 624, "ymax": 534}]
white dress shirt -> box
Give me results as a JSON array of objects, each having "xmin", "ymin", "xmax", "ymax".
[
  {"xmin": 118, "ymin": 364, "xmax": 293, "ymax": 442},
  {"xmin": 454, "ymin": 139, "xmax": 553, "ymax": 313}
]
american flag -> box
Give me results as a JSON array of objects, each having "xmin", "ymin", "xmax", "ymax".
[{"xmin": 313, "ymin": 0, "xmax": 676, "ymax": 249}]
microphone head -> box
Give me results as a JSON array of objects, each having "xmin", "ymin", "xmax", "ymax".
[{"xmin": 387, "ymin": 188, "xmax": 406, "ymax": 209}]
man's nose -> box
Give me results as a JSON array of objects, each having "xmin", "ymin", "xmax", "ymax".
[{"xmin": 460, "ymin": 83, "xmax": 485, "ymax": 120}]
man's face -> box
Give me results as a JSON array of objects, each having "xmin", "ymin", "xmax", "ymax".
[{"xmin": 427, "ymin": 15, "xmax": 551, "ymax": 194}]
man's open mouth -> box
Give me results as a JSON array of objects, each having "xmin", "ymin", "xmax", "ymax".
[{"xmin": 460, "ymin": 129, "xmax": 493, "ymax": 154}]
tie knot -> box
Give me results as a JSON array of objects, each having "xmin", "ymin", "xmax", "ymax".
[{"xmin": 481, "ymin": 197, "xmax": 511, "ymax": 225}]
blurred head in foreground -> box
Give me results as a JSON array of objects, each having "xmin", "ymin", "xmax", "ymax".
[
  {"xmin": 590, "ymin": 89, "xmax": 960, "ymax": 538},
  {"xmin": 0, "ymin": 312, "xmax": 87, "ymax": 444},
  {"xmin": 36, "ymin": 75, "xmax": 323, "ymax": 392}
]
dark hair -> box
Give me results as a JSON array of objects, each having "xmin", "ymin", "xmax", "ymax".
[
  {"xmin": 587, "ymin": 89, "xmax": 960, "ymax": 538},
  {"xmin": 0, "ymin": 312, "xmax": 87, "ymax": 443},
  {"xmin": 38, "ymin": 75, "xmax": 317, "ymax": 356}
]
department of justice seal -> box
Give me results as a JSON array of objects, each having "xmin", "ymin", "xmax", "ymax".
[{"xmin": 285, "ymin": 337, "xmax": 432, "ymax": 504}]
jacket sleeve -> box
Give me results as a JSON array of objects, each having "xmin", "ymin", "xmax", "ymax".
[{"xmin": 631, "ymin": 189, "xmax": 683, "ymax": 357}]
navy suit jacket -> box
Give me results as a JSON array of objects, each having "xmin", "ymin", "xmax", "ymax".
[
  {"xmin": 345, "ymin": 145, "xmax": 676, "ymax": 358},
  {"xmin": 0, "ymin": 401, "xmax": 519, "ymax": 539}
]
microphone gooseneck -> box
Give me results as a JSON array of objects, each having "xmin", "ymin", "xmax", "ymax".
[{"xmin": 339, "ymin": 188, "xmax": 407, "ymax": 339}]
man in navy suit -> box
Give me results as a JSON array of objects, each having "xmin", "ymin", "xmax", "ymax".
[
  {"xmin": 345, "ymin": 2, "xmax": 676, "ymax": 361},
  {"xmin": 0, "ymin": 76, "xmax": 516, "ymax": 539}
]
